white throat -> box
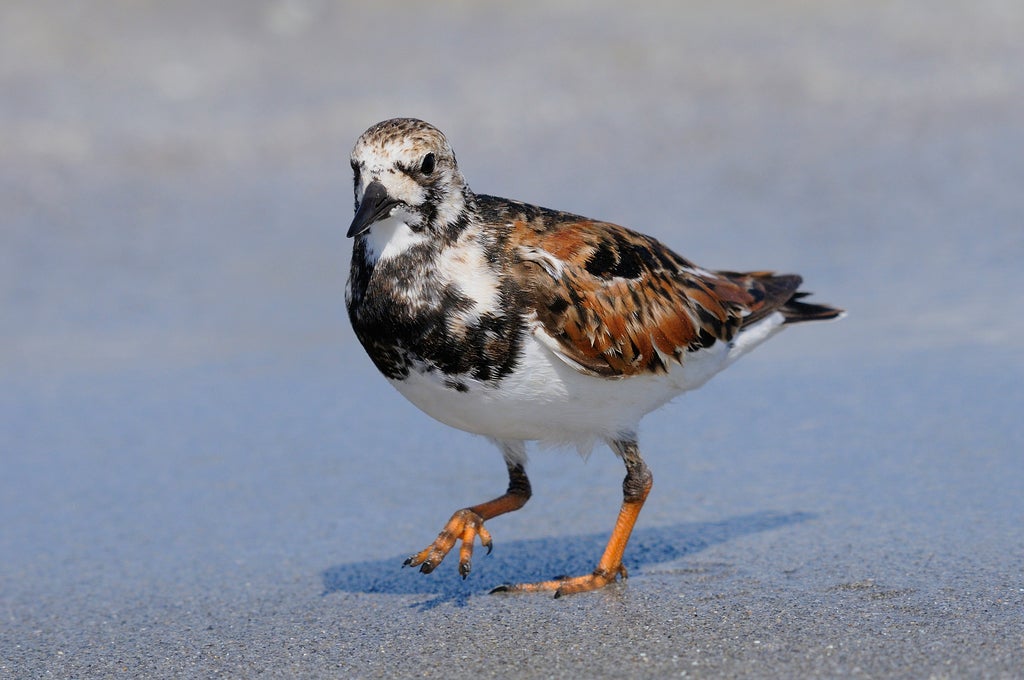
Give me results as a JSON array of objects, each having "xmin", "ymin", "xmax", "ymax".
[{"xmin": 363, "ymin": 215, "xmax": 428, "ymax": 262}]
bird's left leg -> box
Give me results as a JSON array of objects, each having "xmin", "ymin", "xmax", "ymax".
[
  {"xmin": 404, "ymin": 440, "xmax": 530, "ymax": 578},
  {"xmin": 493, "ymin": 437, "xmax": 652, "ymax": 597}
]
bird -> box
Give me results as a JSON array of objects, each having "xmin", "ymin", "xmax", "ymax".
[{"xmin": 344, "ymin": 117, "xmax": 842, "ymax": 597}]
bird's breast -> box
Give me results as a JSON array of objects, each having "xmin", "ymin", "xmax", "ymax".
[{"xmin": 347, "ymin": 233, "xmax": 525, "ymax": 385}]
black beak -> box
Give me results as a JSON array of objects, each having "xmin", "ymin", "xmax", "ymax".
[{"xmin": 347, "ymin": 180, "xmax": 400, "ymax": 238}]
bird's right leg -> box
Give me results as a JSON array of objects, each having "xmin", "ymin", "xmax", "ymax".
[
  {"xmin": 491, "ymin": 438, "xmax": 652, "ymax": 597},
  {"xmin": 404, "ymin": 440, "xmax": 530, "ymax": 579}
]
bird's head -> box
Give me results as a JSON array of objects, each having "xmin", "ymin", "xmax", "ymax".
[{"xmin": 347, "ymin": 118, "xmax": 469, "ymax": 248}]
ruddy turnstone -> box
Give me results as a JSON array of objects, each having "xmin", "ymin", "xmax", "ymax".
[{"xmin": 345, "ymin": 118, "xmax": 842, "ymax": 597}]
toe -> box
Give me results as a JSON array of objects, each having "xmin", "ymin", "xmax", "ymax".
[
  {"xmin": 494, "ymin": 567, "xmax": 625, "ymax": 597},
  {"xmin": 458, "ymin": 539, "xmax": 474, "ymax": 578},
  {"xmin": 405, "ymin": 508, "xmax": 493, "ymax": 578}
]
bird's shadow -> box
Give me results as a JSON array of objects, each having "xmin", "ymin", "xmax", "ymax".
[{"xmin": 321, "ymin": 510, "xmax": 814, "ymax": 610}]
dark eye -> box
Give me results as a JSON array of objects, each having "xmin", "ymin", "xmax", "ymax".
[{"xmin": 420, "ymin": 153, "xmax": 436, "ymax": 175}]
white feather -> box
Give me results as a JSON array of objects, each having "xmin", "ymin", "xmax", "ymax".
[
  {"xmin": 364, "ymin": 213, "xmax": 428, "ymax": 262},
  {"xmin": 434, "ymin": 233, "xmax": 500, "ymax": 320},
  {"xmin": 389, "ymin": 312, "xmax": 791, "ymax": 451}
]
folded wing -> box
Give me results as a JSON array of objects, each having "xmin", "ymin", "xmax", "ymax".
[{"xmin": 510, "ymin": 216, "xmax": 838, "ymax": 378}]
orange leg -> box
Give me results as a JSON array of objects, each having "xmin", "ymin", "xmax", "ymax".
[
  {"xmin": 493, "ymin": 439, "xmax": 652, "ymax": 598},
  {"xmin": 405, "ymin": 459, "xmax": 531, "ymax": 578}
]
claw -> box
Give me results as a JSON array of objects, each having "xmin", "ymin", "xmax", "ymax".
[
  {"xmin": 485, "ymin": 542, "xmax": 493, "ymax": 556},
  {"xmin": 403, "ymin": 508, "xmax": 494, "ymax": 580},
  {"xmin": 490, "ymin": 584, "xmax": 512, "ymax": 594}
]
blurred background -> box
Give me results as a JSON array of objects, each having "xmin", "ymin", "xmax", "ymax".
[
  {"xmin": 4, "ymin": 0, "xmax": 1020, "ymax": 380},
  {"xmin": 2, "ymin": 1, "xmax": 1022, "ymax": 677}
]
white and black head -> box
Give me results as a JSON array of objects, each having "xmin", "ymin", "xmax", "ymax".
[{"xmin": 348, "ymin": 118, "xmax": 470, "ymax": 258}]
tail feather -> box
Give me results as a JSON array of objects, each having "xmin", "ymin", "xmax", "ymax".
[
  {"xmin": 723, "ymin": 271, "xmax": 843, "ymax": 328},
  {"xmin": 781, "ymin": 291, "xmax": 845, "ymax": 324}
]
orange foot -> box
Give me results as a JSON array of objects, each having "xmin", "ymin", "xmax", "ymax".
[
  {"xmin": 404, "ymin": 508, "xmax": 493, "ymax": 578},
  {"xmin": 491, "ymin": 565, "xmax": 628, "ymax": 598}
]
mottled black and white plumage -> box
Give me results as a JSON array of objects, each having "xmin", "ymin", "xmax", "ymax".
[{"xmin": 344, "ymin": 117, "xmax": 842, "ymax": 596}]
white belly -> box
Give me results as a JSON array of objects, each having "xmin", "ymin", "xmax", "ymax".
[{"xmin": 388, "ymin": 317, "xmax": 780, "ymax": 446}]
